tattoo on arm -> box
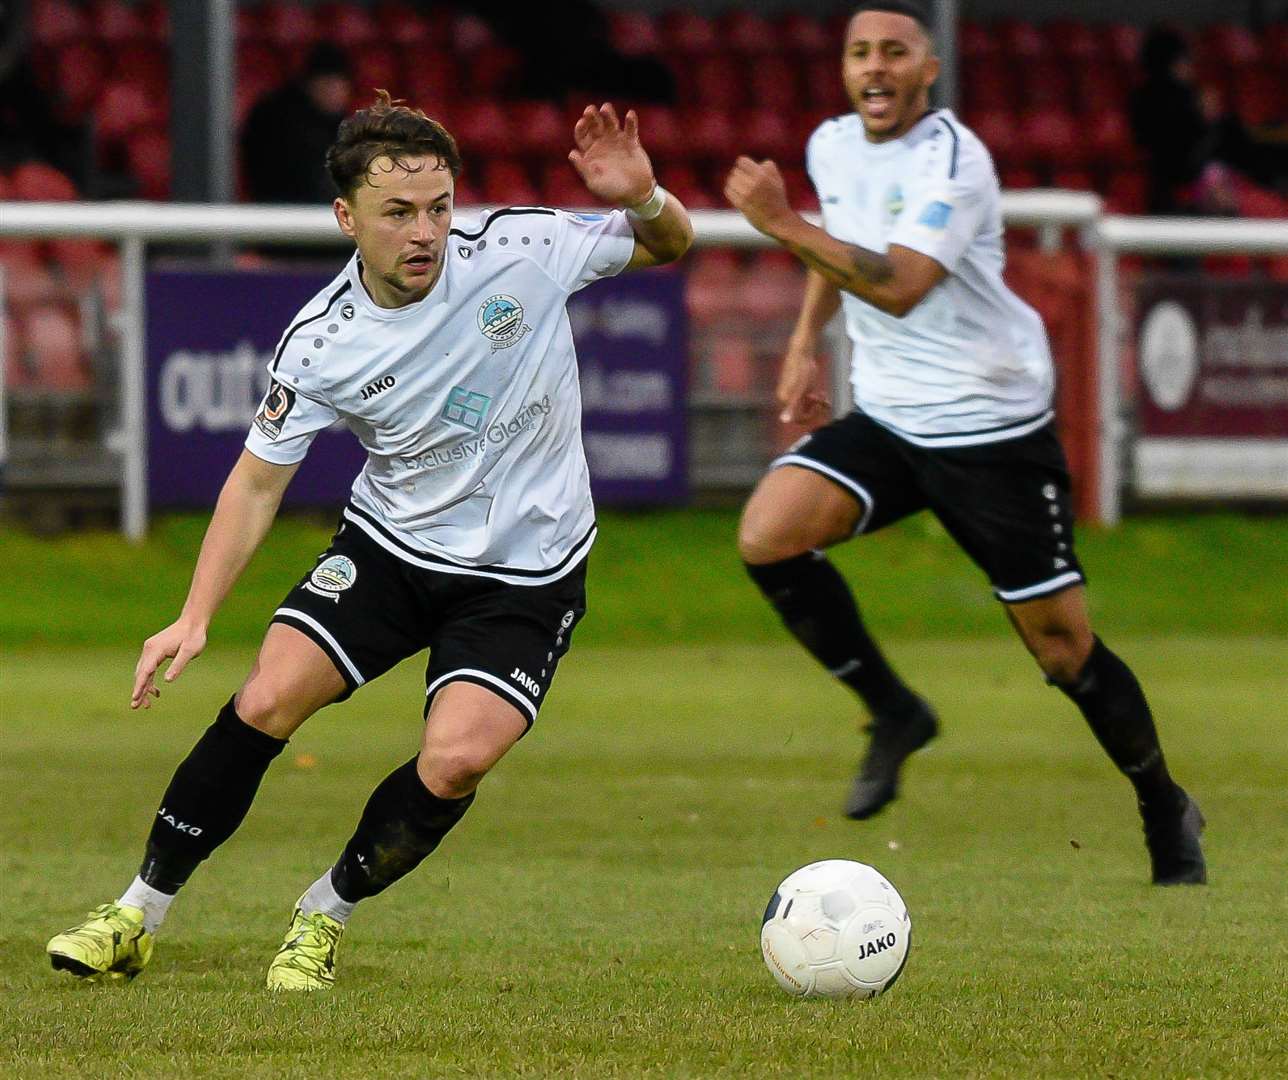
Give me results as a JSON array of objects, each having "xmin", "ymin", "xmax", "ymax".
[{"xmin": 785, "ymin": 240, "xmax": 894, "ymax": 292}]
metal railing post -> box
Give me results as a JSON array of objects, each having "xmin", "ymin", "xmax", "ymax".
[
  {"xmin": 1093, "ymin": 235, "xmax": 1122, "ymax": 526},
  {"xmin": 120, "ymin": 236, "xmax": 148, "ymax": 541}
]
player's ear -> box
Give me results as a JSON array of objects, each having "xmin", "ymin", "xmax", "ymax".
[
  {"xmin": 334, "ymin": 196, "xmax": 357, "ymax": 238},
  {"xmin": 922, "ymin": 52, "xmax": 941, "ymax": 91}
]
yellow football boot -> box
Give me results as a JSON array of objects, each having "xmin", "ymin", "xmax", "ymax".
[
  {"xmin": 265, "ymin": 902, "xmax": 344, "ymax": 991},
  {"xmin": 47, "ymin": 903, "xmax": 153, "ymax": 981}
]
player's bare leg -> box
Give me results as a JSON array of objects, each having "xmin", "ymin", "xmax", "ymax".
[
  {"xmin": 1005, "ymin": 587, "xmax": 1205, "ymax": 885},
  {"xmin": 271, "ymin": 682, "xmax": 526, "ymax": 989},
  {"xmin": 49, "ymin": 626, "xmax": 345, "ymax": 979},
  {"xmin": 739, "ymin": 465, "xmax": 937, "ymax": 820}
]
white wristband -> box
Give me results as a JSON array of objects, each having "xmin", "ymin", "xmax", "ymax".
[{"xmin": 626, "ymin": 184, "xmax": 667, "ymax": 222}]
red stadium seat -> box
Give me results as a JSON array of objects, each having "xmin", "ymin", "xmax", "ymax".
[
  {"xmin": 450, "ymin": 13, "xmax": 496, "ymax": 53},
  {"xmin": 93, "ymin": 0, "xmax": 149, "ymax": 43},
  {"xmin": 94, "ymin": 80, "xmax": 161, "ymax": 141},
  {"xmin": 804, "ymin": 56, "xmax": 847, "ymax": 112},
  {"xmin": 480, "ymin": 160, "xmax": 538, "ymax": 206},
  {"xmin": 126, "ymin": 127, "xmax": 171, "ymax": 199},
  {"xmin": 399, "ymin": 52, "xmax": 459, "ymax": 114},
  {"xmin": 609, "ymin": 11, "xmax": 663, "ymax": 57},
  {"xmin": 48, "ymin": 237, "xmax": 112, "ymax": 291},
  {"xmin": 634, "ymin": 105, "xmax": 683, "ymax": 160},
  {"xmin": 23, "ymin": 303, "xmax": 89, "ymax": 391},
  {"xmin": 512, "ymin": 101, "xmax": 565, "ymax": 157},
  {"xmin": 723, "ymin": 11, "xmax": 777, "ymax": 55},
  {"xmin": 960, "ymin": 59, "xmax": 1012, "ymax": 113},
  {"xmin": 747, "ymin": 57, "xmax": 800, "ymax": 110},
  {"xmin": 1018, "ymin": 107, "xmax": 1085, "ymax": 167},
  {"xmin": 460, "ymin": 43, "xmax": 520, "ymax": 97},
  {"xmin": 32, "ymin": 0, "xmax": 89, "ymax": 47},
  {"xmin": 1019, "ymin": 60, "xmax": 1073, "ymax": 110},
  {"xmin": 367, "ymin": 3, "xmax": 429, "ymax": 46},
  {"xmin": 778, "ymin": 13, "xmax": 830, "ymax": 57},
  {"xmin": 1085, "ymin": 109, "xmax": 1134, "ymax": 165},
  {"xmin": 317, "ymin": 2, "xmax": 377, "ymax": 47},
  {"xmin": 1233, "ymin": 66, "xmax": 1284, "ymax": 127},
  {"xmin": 1208, "ymin": 24, "xmax": 1261, "ymax": 68},
  {"xmin": 681, "ymin": 109, "xmax": 737, "ymax": 162},
  {"xmin": 997, "ymin": 20, "xmax": 1048, "ymax": 62},
  {"xmin": 1104, "ymin": 170, "xmax": 1147, "ymax": 214},
  {"xmin": 1044, "ymin": 20, "xmax": 1100, "ymax": 62},
  {"xmin": 112, "ymin": 42, "xmax": 169, "ymax": 100},
  {"xmin": 663, "ymin": 12, "xmax": 719, "ymax": 55},
  {"xmin": 706, "ymin": 336, "xmax": 757, "ymax": 395},
  {"xmin": 1105, "ymin": 24, "xmax": 1142, "ymax": 68},
  {"xmin": 658, "ymin": 163, "xmax": 718, "ymax": 210},
  {"xmin": 262, "ymin": 3, "xmax": 319, "ymax": 48},
  {"xmin": 959, "ymin": 21, "xmax": 999, "ymax": 63},
  {"xmin": 998, "ymin": 164, "xmax": 1041, "ymax": 190},
  {"xmin": 236, "ymin": 6, "xmax": 265, "ymax": 43},
  {"xmin": 9, "ymin": 161, "xmax": 80, "ymax": 201},
  {"xmin": 782, "ymin": 166, "xmax": 817, "ymax": 211},
  {"xmin": 743, "ymin": 250, "xmax": 805, "ymax": 320},
  {"xmin": 1073, "ymin": 66, "xmax": 1127, "ymax": 115},
  {"xmin": 685, "ymin": 249, "xmax": 741, "ymax": 325},
  {"xmin": 349, "ymin": 43, "xmax": 400, "ymax": 97},
  {"xmin": 536, "ymin": 163, "xmax": 591, "ymax": 208},
  {"xmin": 453, "ymin": 100, "xmax": 516, "ymax": 158},
  {"xmin": 964, "ymin": 108, "xmax": 1019, "ymax": 168},
  {"xmin": 0, "ymin": 243, "xmax": 61, "ymax": 306},
  {"xmin": 742, "ymin": 108, "xmax": 796, "ymax": 159},
  {"xmin": 54, "ymin": 41, "xmax": 109, "ymax": 122},
  {"xmin": 691, "ymin": 56, "xmax": 745, "ymax": 113},
  {"xmin": 1266, "ymin": 25, "xmax": 1288, "ymax": 67},
  {"xmin": 1050, "ymin": 168, "xmax": 1095, "ymax": 192},
  {"xmin": 139, "ymin": 0, "xmax": 167, "ymax": 41}
]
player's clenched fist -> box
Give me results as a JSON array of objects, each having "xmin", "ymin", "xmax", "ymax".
[{"xmin": 724, "ymin": 156, "xmax": 798, "ymax": 238}]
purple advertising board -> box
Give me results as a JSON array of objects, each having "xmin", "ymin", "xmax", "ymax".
[{"xmin": 146, "ymin": 265, "xmax": 687, "ymax": 509}]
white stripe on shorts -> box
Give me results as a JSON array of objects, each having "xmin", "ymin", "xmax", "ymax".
[
  {"xmin": 771, "ymin": 453, "xmax": 876, "ymax": 535},
  {"xmin": 425, "ymin": 667, "xmax": 538, "ymax": 723},
  {"xmin": 273, "ymin": 607, "xmax": 365, "ymax": 686},
  {"xmin": 994, "ymin": 571, "xmax": 1084, "ymax": 603}
]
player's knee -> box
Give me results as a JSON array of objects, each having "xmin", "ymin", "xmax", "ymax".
[
  {"xmin": 234, "ymin": 681, "xmax": 305, "ymax": 740},
  {"xmin": 738, "ymin": 509, "xmax": 798, "ymax": 565},
  {"xmin": 1027, "ymin": 628, "xmax": 1092, "ymax": 685},
  {"xmin": 416, "ymin": 744, "xmax": 490, "ymax": 799}
]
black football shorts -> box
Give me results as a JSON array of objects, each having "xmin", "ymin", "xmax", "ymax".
[
  {"xmin": 270, "ymin": 516, "xmax": 587, "ymax": 728},
  {"xmin": 774, "ymin": 410, "xmax": 1086, "ymax": 603}
]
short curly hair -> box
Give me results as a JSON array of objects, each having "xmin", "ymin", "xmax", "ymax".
[{"xmin": 325, "ymin": 90, "xmax": 462, "ymax": 199}]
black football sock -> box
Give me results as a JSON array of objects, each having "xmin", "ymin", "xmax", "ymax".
[
  {"xmin": 330, "ymin": 757, "xmax": 475, "ymax": 903},
  {"xmin": 746, "ymin": 552, "xmax": 918, "ymax": 716},
  {"xmin": 137, "ymin": 696, "xmax": 288, "ymax": 893},
  {"xmin": 1054, "ymin": 637, "xmax": 1178, "ymax": 806}
]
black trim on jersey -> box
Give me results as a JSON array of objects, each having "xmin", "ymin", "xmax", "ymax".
[
  {"xmin": 450, "ymin": 207, "xmax": 556, "ymax": 242},
  {"xmin": 936, "ymin": 115, "xmax": 960, "ymax": 179},
  {"xmin": 270, "ymin": 280, "xmax": 353, "ymax": 372},
  {"xmin": 344, "ymin": 502, "xmax": 595, "ymax": 580},
  {"xmin": 884, "ymin": 409, "xmax": 1051, "ymax": 442}
]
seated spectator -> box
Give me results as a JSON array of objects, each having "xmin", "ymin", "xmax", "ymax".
[{"xmin": 241, "ymin": 43, "xmax": 353, "ymax": 203}]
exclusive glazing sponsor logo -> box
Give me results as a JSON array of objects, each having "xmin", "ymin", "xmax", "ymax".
[{"xmin": 403, "ymin": 395, "xmax": 553, "ymax": 471}]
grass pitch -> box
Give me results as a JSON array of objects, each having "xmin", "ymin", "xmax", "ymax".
[{"xmin": 3, "ymin": 637, "xmax": 1285, "ymax": 1078}]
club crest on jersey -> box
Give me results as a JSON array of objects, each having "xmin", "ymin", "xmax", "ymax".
[
  {"xmin": 885, "ymin": 184, "xmax": 905, "ymax": 221},
  {"xmin": 477, "ymin": 294, "xmax": 531, "ymax": 350},
  {"xmin": 253, "ymin": 380, "xmax": 296, "ymax": 440},
  {"xmin": 305, "ymin": 555, "xmax": 357, "ymax": 601}
]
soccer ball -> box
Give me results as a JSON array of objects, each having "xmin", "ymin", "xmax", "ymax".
[{"xmin": 760, "ymin": 859, "xmax": 911, "ymax": 1000}]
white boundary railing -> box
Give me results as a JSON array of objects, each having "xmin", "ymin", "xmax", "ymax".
[{"xmin": 12, "ymin": 191, "xmax": 1225, "ymax": 539}]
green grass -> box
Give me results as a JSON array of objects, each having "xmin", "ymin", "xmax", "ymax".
[
  {"xmin": 2, "ymin": 511, "xmax": 1286, "ymax": 1075},
  {"xmin": 2, "ymin": 639, "xmax": 1286, "ymax": 1078}
]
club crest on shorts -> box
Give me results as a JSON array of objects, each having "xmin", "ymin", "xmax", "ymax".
[
  {"xmin": 477, "ymin": 294, "xmax": 531, "ymax": 350},
  {"xmin": 305, "ymin": 555, "xmax": 357, "ymax": 601}
]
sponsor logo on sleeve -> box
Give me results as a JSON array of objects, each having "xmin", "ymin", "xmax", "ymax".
[
  {"xmin": 916, "ymin": 200, "xmax": 953, "ymax": 230},
  {"xmin": 253, "ymin": 380, "xmax": 296, "ymax": 440}
]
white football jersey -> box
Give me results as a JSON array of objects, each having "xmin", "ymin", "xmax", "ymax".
[
  {"xmin": 245, "ymin": 206, "xmax": 637, "ymax": 585},
  {"xmin": 807, "ymin": 109, "xmax": 1055, "ymax": 447}
]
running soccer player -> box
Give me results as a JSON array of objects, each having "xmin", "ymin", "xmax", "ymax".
[
  {"xmin": 47, "ymin": 93, "xmax": 694, "ymax": 988},
  {"xmin": 724, "ymin": 2, "xmax": 1205, "ymax": 885}
]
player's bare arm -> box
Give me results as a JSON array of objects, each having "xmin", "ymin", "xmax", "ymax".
[
  {"xmin": 568, "ymin": 102, "xmax": 693, "ymax": 269},
  {"xmin": 777, "ymin": 270, "xmax": 841, "ymax": 424},
  {"xmin": 724, "ymin": 156, "xmax": 945, "ymax": 318},
  {"xmin": 131, "ymin": 450, "xmax": 299, "ymax": 710}
]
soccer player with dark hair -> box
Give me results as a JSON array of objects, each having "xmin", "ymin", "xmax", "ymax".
[
  {"xmin": 47, "ymin": 92, "xmax": 694, "ymax": 988},
  {"xmin": 724, "ymin": 3, "xmax": 1205, "ymax": 885}
]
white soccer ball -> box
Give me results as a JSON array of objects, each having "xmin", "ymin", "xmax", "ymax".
[{"xmin": 760, "ymin": 859, "xmax": 911, "ymax": 1000}]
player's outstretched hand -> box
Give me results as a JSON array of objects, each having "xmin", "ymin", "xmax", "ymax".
[
  {"xmin": 776, "ymin": 350, "xmax": 831, "ymax": 426},
  {"xmin": 568, "ymin": 103, "xmax": 656, "ymax": 207},
  {"xmin": 724, "ymin": 156, "xmax": 798, "ymax": 238},
  {"xmin": 131, "ymin": 619, "xmax": 207, "ymax": 710}
]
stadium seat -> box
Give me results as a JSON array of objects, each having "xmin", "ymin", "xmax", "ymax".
[
  {"xmin": 125, "ymin": 127, "xmax": 171, "ymax": 199},
  {"xmin": 609, "ymin": 11, "xmax": 663, "ymax": 57},
  {"xmin": 48, "ymin": 237, "xmax": 112, "ymax": 291},
  {"xmin": 663, "ymin": 12, "xmax": 720, "ymax": 55},
  {"xmin": 1073, "ymin": 66, "xmax": 1127, "ymax": 115},
  {"xmin": 690, "ymin": 56, "xmax": 745, "ymax": 113},
  {"xmin": 681, "ymin": 109, "xmax": 737, "ymax": 162},
  {"xmin": 9, "ymin": 161, "xmax": 80, "ymax": 201},
  {"xmin": 112, "ymin": 42, "xmax": 169, "ymax": 100},
  {"xmin": 537, "ymin": 163, "xmax": 591, "ymax": 209},
  {"xmin": 53, "ymin": 42, "xmax": 109, "ymax": 122},
  {"xmin": 480, "ymin": 160, "xmax": 538, "ymax": 206},
  {"xmin": 658, "ymin": 163, "xmax": 717, "ymax": 210},
  {"xmin": 723, "ymin": 11, "xmax": 777, "ymax": 55},
  {"xmin": 512, "ymin": 101, "xmax": 565, "ymax": 157},
  {"xmin": 262, "ymin": 3, "xmax": 319, "ymax": 48},
  {"xmin": 804, "ymin": 56, "xmax": 847, "ymax": 112},
  {"xmin": 1105, "ymin": 24, "xmax": 1142, "ymax": 68},
  {"xmin": 685, "ymin": 249, "xmax": 741, "ymax": 325},
  {"xmin": 960, "ymin": 60, "xmax": 1012, "ymax": 113},
  {"xmin": 92, "ymin": 0, "xmax": 150, "ymax": 43},
  {"xmin": 1085, "ymin": 109, "xmax": 1134, "ymax": 165},
  {"xmin": 780, "ymin": 166, "xmax": 816, "ymax": 210},
  {"xmin": 1266, "ymin": 24, "xmax": 1288, "ymax": 67},
  {"xmin": 349, "ymin": 43, "xmax": 400, "ymax": 96},
  {"xmin": 1017, "ymin": 108, "xmax": 1085, "ymax": 168},
  {"xmin": 705, "ymin": 335, "xmax": 757, "ymax": 396},
  {"xmin": 450, "ymin": 12, "xmax": 496, "ymax": 53},
  {"xmin": 965, "ymin": 108, "xmax": 1019, "ymax": 168},
  {"xmin": 747, "ymin": 57, "xmax": 800, "ymax": 110},
  {"xmin": 236, "ymin": 6, "xmax": 265, "ymax": 42},
  {"xmin": 461, "ymin": 44, "xmax": 520, "ymax": 97},
  {"xmin": 452, "ymin": 177, "xmax": 482, "ymax": 208},
  {"xmin": 742, "ymin": 250, "xmax": 805, "ymax": 320},
  {"xmin": 997, "ymin": 20, "xmax": 1048, "ymax": 62},
  {"xmin": 0, "ymin": 243, "xmax": 61, "ymax": 306},
  {"xmin": 959, "ymin": 21, "xmax": 999, "ymax": 63},
  {"xmin": 1020, "ymin": 60, "xmax": 1074, "ymax": 110},
  {"xmin": 1233, "ymin": 67, "xmax": 1283, "ymax": 127},
  {"xmin": 998, "ymin": 164, "xmax": 1041, "ymax": 191},
  {"xmin": 317, "ymin": 2, "xmax": 377, "ymax": 47},
  {"xmin": 634, "ymin": 105, "xmax": 683, "ymax": 160},
  {"xmin": 454, "ymin": 101, "xmax": 516, "ymax": 158},
  {"xmin": 22, "ymin": 303, "xmax": 89, "ymax": 391},
  {"xmin": 1208, "ymin": 24, "xmax": 1261, "ymax": 68},
  {"xmin": 399, "ymin": 51, "xmax": 458, "ymax": 113},
  {"xmin": 1044, "ymin": 20, "xmax": 1100, "ymax": 62},
  {"xmin": 1050, "ymin": 168, "xmax": 1095, "ymax": 192},
  {"xmin": 94, "ymin": 81, "xmax": 161, "ymax": 142},
  {"xmin": 31, "ymin": 0, "xmax": 89, "ymax": 47},
  {"xmin": 1104, "ymin": 170, "xmax": 1148, "ymax": 214},
  {"xmin": 742, "ymin": 108, "xmax": 796, "ymax": 159},
  {"xmin": 778, "ymin": 13, "xmax": 830, "ymax": 56}
]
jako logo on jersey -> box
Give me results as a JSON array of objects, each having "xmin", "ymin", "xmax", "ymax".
[
  {"xmin": 477, "ymin": 294, "xmax": 531, "ymax": 349},
  {"xmin": 510, "ymin": 668, "xmax": 541, "ymax": 697},
  {"xmin": 253, "ymin": 380, "xmax": 296, "ymax": 440},
  {"xmin": 441, "ymin": 386, "xmax": 493, "ymax": 432},
  {"xmin": 158, "ymin": 808, "xmax": 202, "ymax": 836},
  {"xmin": 361, "ymin": 376, "xmax": 396, "ymax": 400},
  {"xmin": 340, "ymin": 302, "xmax": 356, "ymax": 320},
  {"xmin": 305, "ymin": 555, "xmax": 357, "ymax": 601},
  {"xmin": 885, "ymin": 183, "xmax": 905, "ymax": 220}
]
